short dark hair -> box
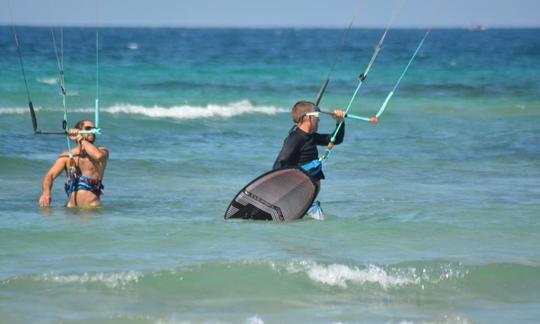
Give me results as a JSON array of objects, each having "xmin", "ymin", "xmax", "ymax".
[
  {"xmin": 292, "ymin": 101, "xmax": 317, "ymax": 123},
  {"xmin": 74, "ymin": 120, "xmax": 92, "ymax": 130}
]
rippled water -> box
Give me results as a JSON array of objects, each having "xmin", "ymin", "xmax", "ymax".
[{"xmin": 0, "ymin": 27, "xmax": 539, "ymax": 323}]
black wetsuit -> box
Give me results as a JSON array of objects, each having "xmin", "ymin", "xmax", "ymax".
[{"xmin": 272, "ymin": 123, "xmax": 345, "ymax": 181}]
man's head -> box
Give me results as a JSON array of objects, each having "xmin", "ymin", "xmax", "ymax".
[
  {"xmin": 74, "ymin": 120, "xmax": 96, "ymax": 143},
  {"xmin": 292, "ymin": 101, "xmax": 320, "ymax": 133}
]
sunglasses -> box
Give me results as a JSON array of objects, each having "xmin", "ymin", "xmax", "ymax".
[
  {"xmin": 305, "ymin": 112, "xmax": 320, "ymax": 118},
  {"xmin": 83, "ymin": 126, "xmax": 96, "ymax": 131}
]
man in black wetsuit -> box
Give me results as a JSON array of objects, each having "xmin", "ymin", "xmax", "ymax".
[{"xmin": 273, "ymin": 100, "xmax": 346, "ymax": 195}]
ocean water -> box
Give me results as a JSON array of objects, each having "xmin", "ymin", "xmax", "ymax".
[{"xmin": 0, "ymin": 27, "xmax": 539, "ymax": 323}]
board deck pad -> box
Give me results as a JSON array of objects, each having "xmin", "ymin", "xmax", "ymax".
[{"xmin": 224, "ymin": 167, "xmax": 317, "ymax": 221}]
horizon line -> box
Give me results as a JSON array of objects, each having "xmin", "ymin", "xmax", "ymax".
[{"xmin": 2, "ymin": 23, "xmax": 540, "ymax": 29}]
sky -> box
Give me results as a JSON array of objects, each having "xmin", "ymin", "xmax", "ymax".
[{"xmin": 2, "ymin": 0, "xmax": 539, "ymax": 28}]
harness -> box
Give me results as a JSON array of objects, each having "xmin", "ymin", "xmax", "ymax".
[
  {"xmin": 64, "ymin": 157, "xmax": 104, "ymax": 199},
  {"xmin": 301, "ymin": 159, "xmax": 322, "ymax": 177}
]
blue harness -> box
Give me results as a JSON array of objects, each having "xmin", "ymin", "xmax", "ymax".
[
  {"xmin": 301, "ymin": 159, "xmax": 322, "ymax": 177},
  {"xmin": 64, "ymin": 173, "xmax": 104, "ymax": 198}
]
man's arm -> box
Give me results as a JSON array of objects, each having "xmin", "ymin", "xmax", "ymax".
[
  {"xmin": 314, "ymin": 110, "xmax": 346, "ymax": 145},
  {"xmin": 69, "ymin": 129, "xmax": 108, "ymax": 163},
  {"xmin": 314, "ymin": 122, "xmax": 345, "ymax": 146},
  {"xmin": 332, "ymin": 122, "xmax": 345, "ymax": 145},
  {"xmin": 79, "ymin": 140, "xmax": 108, "ymax": 163},
  {"xmin": 38, "ymin": 156, "xmax": 67, "ymax": 207}
]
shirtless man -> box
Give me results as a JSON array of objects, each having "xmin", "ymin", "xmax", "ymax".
[{"xmin": 38, "ymin": 120, "xmax": 108, "ymax": 208}]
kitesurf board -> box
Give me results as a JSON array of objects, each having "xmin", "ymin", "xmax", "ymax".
[{"xmin": 224, "ymin": 167, "xmax": 317, "ymax": 221}]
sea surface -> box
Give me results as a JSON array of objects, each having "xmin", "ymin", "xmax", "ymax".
[{"xmin": 0, "ymin": 27, "xmax": 539, "ymax": 323}]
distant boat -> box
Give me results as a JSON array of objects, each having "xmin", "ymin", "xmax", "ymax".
[{"xmin": 467, "ymin": 24, "xmax": 486, "ymax": 31}]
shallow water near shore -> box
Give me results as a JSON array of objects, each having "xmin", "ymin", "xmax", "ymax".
[{"xmin": 1, "ymin": 27, "xmax": 539, "ymax": 323}]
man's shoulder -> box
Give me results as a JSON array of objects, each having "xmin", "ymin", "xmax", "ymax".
[
  {"xmin": 284, "ymin": 129, "xmax": 307, "ymax": 145},
  {"xmin": 289, "ymin": 127, "xmax": 310, "ymax": 139},
  {"xmin": 58, "ymin": 151, "xmax": 73, "ymax": 159},
  {"xmin": 99, "ymin": 146, "xmax": 110, "ymax": 158}
]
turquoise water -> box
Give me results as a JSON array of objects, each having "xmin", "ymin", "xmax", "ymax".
[{"xmin": 1, "ymin": 27, "xmax": 539, "ymax": 323}]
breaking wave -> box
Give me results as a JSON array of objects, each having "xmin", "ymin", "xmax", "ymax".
[
  {"xmin": 281, "ymin": 260, "xmax": 422, "ymax": 289},
  {"xmin": 36, "ymin": 77, "xmax": 58, "ymax": 85},
  {"xmin": 99, "ymin": 100, "xmax": 286, "ymax": 119},
  {"xmin": 2, "ymin": 260, "xmax": 537, "ymax": 303},
  {"xmin": 39, "ymin": 271, "xmax": 142, "ymax": 288},
  {"xmin": 0, "ymin": 100, "xmax": 287, "ymax": 119}
]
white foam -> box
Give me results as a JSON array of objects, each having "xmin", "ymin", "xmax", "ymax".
[
  {"xmin": 155, "ymin": 319, "xmax": 190, "ymax": 324},
  {"xmin": 244, "ymin": 316, "xmax": 264, "ymax": 324},
  {"xmin": 0, "ymin": 107, "xmax": 38, "ymax": 115},
  {"xmin": 100, "ymin": 100, "xmax": 286, "ymax": 119},
  {"xmin": 37, "ymin": 77, "xmax": 58, "ymax": 85},
  {"xmin": 393, "ymin": 314, "xmax": 472, "ymax": 324},
  {"xmin": 126, "ymin": 42, "xmax": 139, "ymax": 50},
  {"xmin": 0, "ymin": 100, "xmax": 287, "ymax": 119},
  {"xmin": 40, "ymin": 271, "xmax": 142, "ymax": 288},
  {"xmin": 284, "ymin": 261, "xmax": 419, "ymax": 289}
]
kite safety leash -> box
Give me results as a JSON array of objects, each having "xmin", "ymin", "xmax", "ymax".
[
  {"xmin": 10, "ymin": 1, "xmax": 67, "ymax": 135},
  {"xmin": 333, "ymin": 0, "xmax": 448, "ymax": 125},
  {"xmin": 314, "ymin": 1, "xmax": 364, "ymax": 107},
  {"xmin": 318, "ymin": 0, "xmax": 402, "ymax": 163},
  {"xmin": 51, "ymin": 28, "xmax": 74, "ymax": 158},
  {"xmin": 317, "ymin": 0, "xmax": 448, "ymax": 167},
  {"xmin": 342, "ymin": 28, "xmax": 431, "ymax": 124},
  {"xmin": 78, "ymin": 24, "xmax": 101, "ymax": 135},
  {"xmin": 9, "ymin": 0, "xmax": 40, "ymax": 134}
]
